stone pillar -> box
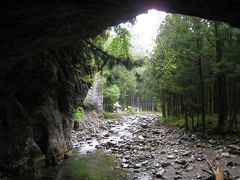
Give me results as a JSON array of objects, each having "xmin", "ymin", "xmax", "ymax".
[{"xmin": 85, "ymin": 81, "xmax": 103, "ymax": 114}]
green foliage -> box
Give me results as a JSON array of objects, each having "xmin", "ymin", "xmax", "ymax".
[
  {"xmin": 160, "ymin": 116, "xmax": 185, "ymax": 127},
  {"xmin": 160, "ymin": 115, "xmax": 221, "ymax": 131},
  {"xmin": 75, "ymin": 107, "xmax": 84, "ymax": 122},
  {"xmin": 105, "ymin": 66, "xmax": 137, "ymax": 105},
  {"xmin": 123, "ymin": 106, "xmax": 135, "ymax": 115},
  {"xmin": 107, "ymin": 27, "xmax": 132, "ymax": 59},
  {"xmin": 141, "ymin": 14, "xmax": 240, "ymax": 132},
  {"xmin": 103, "ymin": 112, "xmax": 120, "ymax": 119},
  {"xmin": 103, "ymin": 85, "xmax": 120, "ymax": 104}
]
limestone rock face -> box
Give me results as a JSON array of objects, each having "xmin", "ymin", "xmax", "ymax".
[
  {"xmin": 1, "ymin": 0, "xmax": 240, "ymax": 175},
  {"xmin": 0, "ymin": 44, "xmax": 93, "ymax": 175},
  {"xmin": 85, "ymin": 81, "xmax": 103, "ymax": 114}
]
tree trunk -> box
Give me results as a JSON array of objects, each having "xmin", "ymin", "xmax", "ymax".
[
  {"xmin": 215, "ymin": 22, "xmax": 227, "ymax": 132},
  {"xmin": 196, "ymin": 29, "xmax": 206, "ymax": 133}
]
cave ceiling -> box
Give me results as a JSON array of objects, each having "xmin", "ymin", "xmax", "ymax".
[{"xmin": 1, "ymin": 0, "xmax": 240, "ymax": 59}]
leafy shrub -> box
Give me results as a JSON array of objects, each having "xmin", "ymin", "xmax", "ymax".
[{"xmin": 75, "ymin": 107, "xmax": 84, "ymax": 122}]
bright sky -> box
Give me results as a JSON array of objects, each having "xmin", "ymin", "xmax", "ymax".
[{"xmin": 122, "ymin": 9, "xmax": 167, "ymax": 56}]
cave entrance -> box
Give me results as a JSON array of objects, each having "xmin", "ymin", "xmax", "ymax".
[{"xmin": 1, "ymin": 1, "xmax": 240, "ymax": 178}]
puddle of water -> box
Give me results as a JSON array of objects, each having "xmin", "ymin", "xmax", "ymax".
[{"xmin": 11, "ymin": 151, "xmax": 128, "ymax": 180}]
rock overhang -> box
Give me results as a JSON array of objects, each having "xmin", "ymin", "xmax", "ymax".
[{"xmin": 1, "ymin": 0, "xmax": 240, "ymax": 58}]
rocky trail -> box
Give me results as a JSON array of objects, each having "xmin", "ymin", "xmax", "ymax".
[{"xmin": 72, "ymin": 114, "xmax": 240, "ymax": 180}]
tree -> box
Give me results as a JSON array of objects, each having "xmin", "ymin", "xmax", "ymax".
[{"xmin": 142, "ymin": 14, "xmax": 240, "ymax": 133}]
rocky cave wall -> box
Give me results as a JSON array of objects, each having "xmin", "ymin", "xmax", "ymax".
[
  {"xmin": 0, "ymin": 42, "xmax": 94, "ymax": 175},
  {"xmin": 1, "ymin": 0, "xmax": 240, "ymax": 176}
]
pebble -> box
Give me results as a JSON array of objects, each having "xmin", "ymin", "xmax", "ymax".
[
  {"xmin": 167, "ymin": 155, "xmax": 175, "ymax": 159},
  {"xmin": 221, "ymin": 152, "xmax": 230, "ymax": 158}
]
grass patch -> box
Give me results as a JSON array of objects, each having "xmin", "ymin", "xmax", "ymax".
[
  {"xmin": 103, "ymin": 112, "xmax": 120, "ymax": 119},
  {"xmin": 159, "ymin": 114, "xmax": 240, "ymax": 134},
  {"xmin": 75, "ymin": 107, "xmax": 84, "ymax": 122},
  {"xmin": 160, "ymin": 116, "xmax": 185, "ymax": 127}
]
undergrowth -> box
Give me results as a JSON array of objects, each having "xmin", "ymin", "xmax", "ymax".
[{"xmin": 75, "ymin": 107, "xmax": 84, "ymax": 122}]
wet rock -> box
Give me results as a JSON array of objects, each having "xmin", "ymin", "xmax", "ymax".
[
  {"xmin": 160, "ymin": 150, "xmax": 167, "ymax": 154},
  {"xmin": 122, "ymin": 163, "xmax": 129, "ymax": 168},
  {"xmin": 160, "ymin": 161, "xmax": 171, "ymax": 168},
  {"xmin": 133, "ymin": 169, "xmax": 140, "ymax": 173},
  {"xmin": 221, "ymin": 152, "xmax": 230, "ymax": 158},
  {"xmin": 196, "ymin": 143, "xmax": 203, "ymax": 147},
  {"xmin": 226, "ymin": 161, "xmax": 238, "ymax": 166},
  {"xmin": 228, "ymin": 144, "xmax": 240, "ymax": 155},
  {"xmin": 167, "ymin": 155, "xmax": 175, "ymax": 159},
  {"xmin": 228, "ymin": 144, "xmax": 240, "ymax": 150},
  {"xmin": 182, "ymin": 150, "xmax": 191, "ymax": 156},
  {"xmin": 174, "ymin": 175, "xmax": 182, "ymax": 179},
  {"xmin": 142, "ymin": 161, "xmax": 148, "ymax": 166},
  {"xmin": 152, "ymin": 130, "xmax": 161, "ymax": 134},
  {"xmin": 141, "ymin": 124, "xmax": 149, "ymax": 129},
  {"xmin": 195, "ymin": 173, "xmax": 202, "ymax": 179},
  {"xmin": 208, "ymin": 139, "xmax": 216, "ymax": 144},
  {"xmin": 138, "ymin": 135, "xmax": 145, "ymax": 139},
  {"xmin": 104, "ymin": 133, "xmax": 110, "ymax": 137},
  {"xmin": 124, "ymin": 155, "xmax": 131, "ymax": 160},
  {"xmin": 153, "ymin": 162, "xmax": 160, "ymax": 168},
  {"xmin": 174, "ymin": 159, "xmax": 187, "ymax": 165},
  {"xmin": 134, "ymin": 163, "xmax": 142, "ymax": 169},
  {"xmin": 156, "ymin": 168, "xmax": 165, "ymax": 178},
  {"xmin": 186, "ymin": 165, "xmax": 194, "ymax": 172},
  {"xmin": 173, "ymin": 150, "xmax": 178, "ymax": 153}
]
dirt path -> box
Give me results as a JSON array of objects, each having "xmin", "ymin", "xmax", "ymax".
[{"xmin": 72, "ymin": 114, "xmax": 240, "ymax": 179}]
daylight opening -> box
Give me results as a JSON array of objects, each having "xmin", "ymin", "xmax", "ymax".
[{"xmin": 72, "ymin": 9, "xmax": 240, "ymax": 180}]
